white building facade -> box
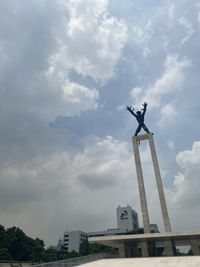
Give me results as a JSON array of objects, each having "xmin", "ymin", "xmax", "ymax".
[
  {"xmin": 63, "ymin": 231, "xmax": 88, "ymax": 252},
  {"xmin": 117, "ymin": 205, "xmax": 139, "ymax": 232}
]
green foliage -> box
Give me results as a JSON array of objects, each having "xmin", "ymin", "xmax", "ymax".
[
  {"xmin": 79, "ymin": 240, "xmax": 89, "ymax": 256},
  {"xmin": 0, "ymin": 248, "xmax": 12, "ymax": 260},
  {"xmin": 42, "ymin": 248, "xmax": 79, "ymax": 262},
  {"xmin": 79, "ymin": 240, "xmax": 116, "ymax": 256},
  {"xmin": 68, "ymin": 250, "xmax": 79, "ymax": 258},
  {"xmin": 57, "ymin": 249, "xmax": 69, "ymax": 260},
  {"xmin": 43, "ymin": 248, "xmax": 58, "ymax": 262},
  {"xmin": 0, "ymin": 224, "xmax": 45, "ymax": 261},
  {"xmin": 30, "ymin": 238, "xmax": 45, "ymax": 262},
  {"xmin": 0, "ymin": 224, "xmax": 118, "ymax": 262},
  {"xmin": 125, "ymin": 228, "xmax": 144, "ymax": 235}
]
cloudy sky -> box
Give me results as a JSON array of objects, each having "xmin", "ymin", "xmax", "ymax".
[{"xmin": 1, "ymin": 0, "xmax": 200, "ymax": 246}]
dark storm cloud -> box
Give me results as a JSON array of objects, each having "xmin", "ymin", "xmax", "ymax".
[
  {"xmin": 0, "ymin": 0, "xmax": 129, "ymax": 244},
  {"xmin": 77, "ymin": 173, "xmax": 118, "ymax": 190}
]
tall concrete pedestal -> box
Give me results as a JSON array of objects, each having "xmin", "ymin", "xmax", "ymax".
[{"xmin": 132, "ymin": 133, "xmax": 171, "ymax": 233}]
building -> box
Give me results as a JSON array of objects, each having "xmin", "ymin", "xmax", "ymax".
[
  {"xmin": 61, "ymin": 205, "xmax": 140, "ymax": 252},
  {"xmin": 88, "ymin": 228, "xmax": 125, "ymax": 238},
  {"xmin": 63, "ymin": 230, "xmax": 88, "ymax": 252},
  {"xmin": 88, "ymin": 205, "xmax": 139, "ymax": 238},
  {"xmin": 117, "ymin": 205, "xmax": 139, "ymax": 232}
]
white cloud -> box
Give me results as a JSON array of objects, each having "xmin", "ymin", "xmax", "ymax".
[
  {"xmin": 33, "ymin": 0, "xmax": 128, "ymax": 119},
  {"xmin": 159, "ymin": 103, "xmax": 177, "ymax": 126},
  {"xmin": 132, "ymin": 20, "xmax": 153, "ymax": 44},
  {"xmin": 64, "ymin": 0, "xmax": 128, "ymax": 82},
  {"xmin": 59, "ymin": 0, "xmax": 127, "ymax": 83},
  {"xmin": 62, "ymin": 81, "xmax": 99, "ymax": 114},
  {"xmin": 168, "ymin": 3, "xmax": 175, "ymax": 19},
  {"xmin": 142, "ymin": 47, "xmax": 151, "ymax": 58},
  {"xmin": 0, "ymin": 0, "xmax": 102, "ymax": 121},
  {"xmin": 176, "ymin": 141, "xmax": 200, "ymax": 169},
  {"xmin": 167, "ymin": 141, "xmax": 200, "ymax": 231},
  {"xmin": 177, "ymin": 16, "xmax": 195, "ymax": 45},
  {"xmin": 0, "ymin": 0, "xmax": 128, "ymax": 121},
  {"xmin": 130, "ymin": 54, "xmax": 191, "ymax": 108},
  {"xmin": 167, "ymin": 140, "xmax": 175, "ymax": 150},
  {"xmin": 197, "ymin": 3, "xmax": 200, "ymax": 26}
]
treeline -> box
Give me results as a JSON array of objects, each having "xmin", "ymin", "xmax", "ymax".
[
  {"xmin": 79, "ymin": 240, "xmax": 116, "ymax": 256},
  {"xmin": 0, "ymin": 224, "xmax": 82, "ymax": 262},
  {"xmin": 0, "ymin": 225, "xmax": 115, "ymax": 262},
  {"xmin": 42, "ymin": 241, "xmax": 116, "ymax": 262},
  {"xmin": 0, "ymin": 224, "xmax": 44, "ymax": 261}
]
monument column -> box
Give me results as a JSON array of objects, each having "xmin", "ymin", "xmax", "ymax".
[
  {"xmin": 148, "ymin": 134, "xmax": 172, "ymax": 232},
  {"xmin": 132, "ymin": 133, "xmax": 171, "ymax": 234},
  {"xmin": 118, "ymin": 243, "xmax": 126, "ymax": 258},
  {"xmin": 132, "ymin": 136, "xmax": 150, "ymax": 233},
  {"xmin": 118, "ymin": 243, "xmax": 132, "ymax": 257},
  {"xmin": 140, "ymin": 241, "xmax": 149, "ymax": 257},
  {"xmin": 164, "ymin": 240, "xmax": 174, "ymax": 256},
  {"xmin": 191, "ymin": 239, "xmax": 200, "ymax": 255}
]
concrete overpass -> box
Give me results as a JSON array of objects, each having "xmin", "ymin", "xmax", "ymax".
[{"xmin": 89, "ymin": 231, "xmax": 200, "ymax": 257}]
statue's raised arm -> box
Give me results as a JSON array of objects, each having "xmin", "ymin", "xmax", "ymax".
[
  {"xmin": 141, "ymin": 102, "xmax": 148, "ymax": 115},
  {"xmin": 126, "ymin": 106, "xmax": 137, "ymax": 117}
]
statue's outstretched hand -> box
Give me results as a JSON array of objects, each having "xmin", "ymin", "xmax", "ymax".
[
  {"xmin": 142, "ymin": 102, "xmax": 148, "ymax": 107},
  {"xmin": 126, "ymin": 106, "xmax": 134, "ymax": 112}
]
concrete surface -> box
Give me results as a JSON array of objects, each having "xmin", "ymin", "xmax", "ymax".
[
  {"xmin": 79, "ymin": 256, "xmax": 200, "ymax": 267},
  {"xmin": 0, "ymin": 263, "xmax": 32, "ymax": 267}
]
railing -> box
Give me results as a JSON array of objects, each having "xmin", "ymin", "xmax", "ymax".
[{"xmin": 33, "ymin": 253, "xmax": 118, "ymax": 267}]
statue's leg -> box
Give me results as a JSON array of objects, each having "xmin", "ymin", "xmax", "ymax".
[
  {"xmin": 135, "ymin": 125, "xmax": 142, "ymax": 136},
  {"xmin": 143, "ymin": 124, "xmax": 150, "ymax": 133}
]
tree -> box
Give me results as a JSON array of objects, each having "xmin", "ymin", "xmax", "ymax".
[
  {"xmin": 68, "ymin": 250, "xmax": 79, "ymax": 258},
  {"xmin": 43, "ymin": 248, "xmax": 58, "ymax": 262},
  {"xmin": 0, "ymin": 225, "xmax": 7, "ymax": 248},
  {"xmin": 0, "ymin": 224, "xmax": 45, "ymax": 261},
  {"xmin": 57, "ymin": 249, "xmax": 69, "ymax": 260},
  {"xmin": 125, "ymin": 228, "xmax": 144, "ymax": 235},
  {"xmin": 6, "ymin": 227, "xmax": 31, "ymax": 260},
  {"xmin": 30, "ymin": 238, "xmax": 45, "ymax": 262},
  {"xmin": 0, "ymin": 248, "xmax": 12, "ymax": 260},
  {"xmin": 79, "ymin": 240, "xmax": 89, "ymax": 256},
  {"xmin": 79, "ymin": 241, "xmax": 116, "ymax": 256}
]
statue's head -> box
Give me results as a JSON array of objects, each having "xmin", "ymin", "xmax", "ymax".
[{"xmin": 136, "ymin": 111, "xmax": 141, "ymax": 115}]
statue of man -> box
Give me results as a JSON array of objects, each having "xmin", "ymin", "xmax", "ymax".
[{"xmin": 127, "ymin": 102, "xmax": 151, "ymax": 136}]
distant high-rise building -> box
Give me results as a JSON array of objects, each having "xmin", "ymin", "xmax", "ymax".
[{"xmin": 117, "ymin": 205, "xmax": 139, "ymax": 232}]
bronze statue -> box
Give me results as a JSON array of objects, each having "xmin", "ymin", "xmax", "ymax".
[{"xmin": 127, "ymin": 102, "xmax": 151, "ymax": 136}]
